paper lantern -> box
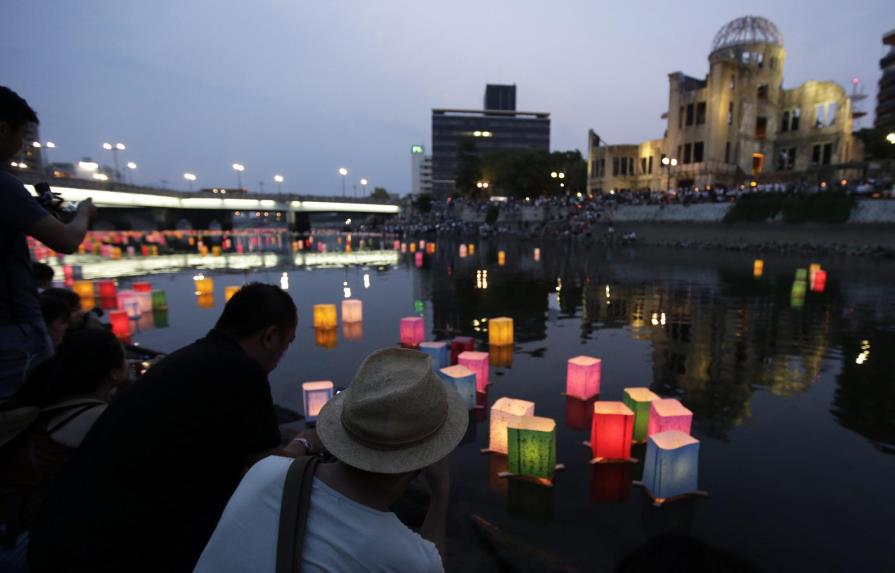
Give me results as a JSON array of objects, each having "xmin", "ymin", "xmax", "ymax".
[
  {"xmin": 468, "ymin": 244, "xmax": 475, "ymax": 255},
  {"xmin": 393, "ymin": 240, "xmax": 400, "ymax": 250},
  {"xmin": 589, "ymin": 402, "xmax": 634, "ymax": 462},
  {"xmin": 414, "ymin": 251, "xmax": 423, "ymax": 268},
  {"xmin": 753, "ymin": 259, "xmax": 764, "ymax": 278},
  {"xmin": 399, "ymin": 316, "xmax": 425, "ymax": 347},
  {"xmin": 313, "ymin": 304, "xmax": 338, "ymax": 329},
  {"xmin": 639, "ymin": 431, "xmax": 700, "ymax": 503},
  {"xmin": 135, "ymin": 311, "xmax": 155, "ymax": 332},
  {"xmin": 794, "ymin": 268, "xmax": 808, "ymax": 282},
  {"xmin": 341, "ymin": 299, "xmax": 363, "ymax": 323},
  {"xmin": 414, "ymin": 299, "xmax": 425, "ymax": 315},
  {"xmin": 342, "ymin": 321, "xmax": 363, "ymax": 341},
  {"xmin": 117, "ymin": 289, "xmax": 137, "ymax": 312},
  {"xmin": 533, "ymin": 247, "xmax": 541, "ymax": 262},
  {"xmin": 458, "ymin": 351, "xmax": 489, "ymax": 391},
  {"xmin": 409, "ymin": 243, "xmax": 416, "ymax": 253},
  {"xmin": 812, "ymin": 270, "xmax": 827, "ymax": 293},
  {"xmin": 132, "ymin": 281, "xmax": 152, "ymax": 293},
  {"xmin": 459, "ymin": 244, "xmax": 467, "ymax": 258},
  {"xmin": 487, "ymin": 397, "xmax": 535, "ymax": 454},
  {"xmin": 565, "ymin": 396, "xmax": 595, "ymax": 432},
  {"xmin": 507, "ymin": 415, "xmax": 557, "ymax": 481},
  {"xmin": 566, "ymin": 356, "xmax": 601, "ymax": 400},
  {"xmin": 489, "ymin": 344, "xmax": 513, "ymax": 368},
  {"xmin": 591, "ymin": 462, "xmax": 631, "ymax": 503},
  {"xmin": 99, "ymin": 296, "xmax": 117, "ymax": 310},
  {"xmin": 419, "ymin": 341, "xmax": 450, "ymax": 370},
  {"xmin": 451, "ymin": 336, "xmax": 474, "ymax": 364},
  {"xmin": 126, "ymin": 245, "xmax": 135, "ymax": 257},
  {"xmin": 97, "ymin": 280, "xmax": 117, "ymax": 299},
  {"xmin": 109, "ymin": 310, "xmax": 131, "ymax": 339},
  {"xmin": 212, "ymin": 246, "xmax": 222, "ymax": 256},
  {"xmin": 151, "ymin": 290, "xmax": 167, "ymax": 311},
  {"xmin": 134, "ymin": 290, "xmax": 152, "ymax": 313},
  {"xmin": 498, "ymin": 251, "xmax": 506, "ymax": 266},
  {"xmin": 302, "ymin": 381, "xmax": 334, "ymax": 422},
  {"xmin": 314, "ymin": 328, "xmax": 337, "ymax": 349},
  {"xmin": 225, "ymin": 285, "xmax": 241, "ymax": 302},
  {"xmin": 72, "ymin": 280, "xmax": 94, "ymax": 301},
  {"xmin": 194, "ymin": 275, "xmax": 214, "ymax": 296},
  {"xmin": 427, "ymin": 243, "xmax": 436, "ymax": 254},
  {"xmin": 488, "ymin": 316, "xmax": 513, "ymax": 346},
  {"xmin": 623, "ymin": 387, "xmax": 660, "ymax": 442},
  {"xmin": 400, "ymin": 242, "xmax": 406, "ymax": 253},
  {"xmin": 647, "ymin": 398, "xmax": 693, "ymax": 437},
  {"xmin": 438, "ymin": 365, "xmax": 476, "ymax": 409},
  {"xmin": 809, "ymin": 263, "xmax": 821, "ymax": 284}
]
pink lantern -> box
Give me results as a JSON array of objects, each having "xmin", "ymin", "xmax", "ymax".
[
  {"xmin": 589, "ymin": 402, "xmax": 634, "ymax": 463},
  {"xmin": 341, "ymin": 299, "xmax": 363, "ymax": 323},
  {"xmin": 414, "ymin": 251, "xmax": 423, "ymax": 268},
  {"xmin": 399, "ymin": 316, "xmax": 425, "ymax": 347},
  {"xmin": 566, "ymin": 356, "xmax": 601, "ymax": 400},
  {"xmin": 647, "ymin": 398, "xmax": 693, "ymax": 437},
  {"xmin": 458, "ymin": 351, "xmax": 489, "ymax": 391}
]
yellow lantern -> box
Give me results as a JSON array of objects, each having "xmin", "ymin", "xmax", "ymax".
[
  {"xmin": 225, "ymin": 285, "xmax": 241, "ymax": 302},
  {"xmin": 193, "ymin": 274, "xmax": 214, "ymax": 296},
  {"xmin": 212, "ymin": 245, "xmax": 222, "ymax": 257},
  {"xmin": 498, "ymin": 250, "xmax": 506, "ymax": 266},
  {"xmin": 409, "ymin": 243, "xmax": 417, "ymax": 253},
  {"xmin": 809, "ymin": 263, "xmax": 821, "ymax": 284},
  {"xmin": 753, "ymin": 259, "xmax": 764, "ymax": 278},
  {"xmin": 489, "ymin": 344, "xmax": 513, "ymax": 368},
  {"xmin": 313, "ymin": 304, "xmax": 338, "ymax": 329},
  {"xmin": 314, "ymin": 327, "xmax": 337, "ymax": 349},
  {"xmin": 72, "ymin": 280, "xmax": 95, "ymax": 301},
  {"xmin": 468, "ymin": 243, "xmax": 475, "ymax": 255},
  {"xmin": 488, "ymin": 316, "xmax": 514, "ymax": 346},
  {"xmin": 196, "ymin": 293, "xmax": 215, "ymax": 309},
  {"xmin": 486, "ymin": 397, "xmax": 535, "ymax": 454}
]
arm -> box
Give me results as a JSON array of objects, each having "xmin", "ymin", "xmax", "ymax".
[
  {"xmin": 27, "ymin": 198, "xmax": 93, "ymax": 254},
  {"xmin": 419, "ymin": 456, "xmax": 450, "ymax": 560}
]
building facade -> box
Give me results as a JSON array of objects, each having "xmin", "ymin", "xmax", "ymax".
[
  {"xmin": 876, "ymin": 28, "xmax": 895, "ymax": 131},
  {"xmin": 484, "ymin": 84, "xmax": 516, "ymax": 111},
  {"xmin": 588, "ymin": 16, "xmax": 862, "ymax": 194},
  {"xmin": 431, "ymin": 85, "xmax": 550, "ymax": 197},
  {"xmin": 411, "ymin": 144, "xmax": 433, "ymax": 195}
]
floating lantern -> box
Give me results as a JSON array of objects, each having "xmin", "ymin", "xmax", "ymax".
[
  {"xmin": 409, "ymin": 243, "xmax": 416, "ymax": 253},
  {"xmin": 193, "ymin": 274, "xmax": 214, "ymax": 296},
  {"xmin": 132, "ymin": 282, "xmax": 152, "ymax": 293},
  {"xmin": 458, "ymin": 351, "xmax": 489, "ymax": 391},
  {"xmin": 399, "ymin": 316, "xmax": 425, "ymax": 347},
  {"xmin": 812, "ymin": 270, "xmax": 827, "ymax": 293},
  {"xmin": 438, "ymin": 364, "xmax": 477, "ymax": 409},
  {"xmin": 123, "ymin": 300, "xmax": 141, "ymax": 319},
  {"xmin": 638, "ymin": 431, "xmax": 701, "ymax": 504},
  {"xmin": 488, "ymin": 316, "xmax": 514, "ymax": 347},
  {"xmin": 97, "ymin": 280, "xmax": 117, "ymax": 300},
  {"xmin": 427, "ymin": 243, "xmax": 436, "ymax": 254},
  {"xmin": 647, "ymin": 398, "xmax": 693, "ymax": 437},
  {"xmin": 117, "ymin": 289, "xmax": 137, "ymax": 313},
  {"xmin": 109, "ymin": 310, "xmax": 131, "ymax": 339},
  {"xmin": 400, "ymin": 243, "xmax": 406, "ymax": 253},
  {"xmin": 534, "ymin": 247, "xmax": 541, "ymax": 262},
  {"xmin": 487, "ymin": 397, "xmax": 535, "ymax": 454},
  {"xmin": 393, "ymin": 240, "xmax": 400, "ymax": 250},
  {"xmin": 418, "ymin": 240, "xmax": 425, "ymax": 249},
  {"xmin": 623, "ymin": 387, "xmax": 660, "ymax": 442},
  {"xmin": 794, "ymin": 268, "xmax": 808, "ymax": 282},
  {"xmin": 196, "ymin": 293, "xmax": 215, "ymax": 309},
  {"xmin": 791, "ymin": 279, "xmax": 807, "ymax": 309},
  {"xmin": 809, "ymin": 263, "xmax": 821, "ymax": 284},
  {"xmin": 341, "ymin": 299, "xmax": 363, "ymax": 323},
  {"xmin": 506, "ymin": 415, "xmax": 558, "ymax": 481},
  {"xmin": 314, "ymin": 328, "xmax": 337, "ymax": 349},
  {"xmin": 414, "ymin": 251, "xmax": 423, "ymax": 268},
  {"xmin": 212, "ymin": 245, "xmax": 222, "ymax": 257},
  {"xmin": 451, "ymin": 336, "xmax": 474, "ymax": 364},
  {"xmin": 753, "ymin": 259, "xmax": 764, "ymax": 278},
  {"xmin": 591, "ymin": 462, "xmax": 632, "ymax": 503},
  {"xmin": 135, "ymin": 311, "xmax": 155, "ymax": 332},
  {"xmin": 225, "ymin": 285, "xmax": 241, "ymax": 302},
  {"xmin": 565, "ymin": 396, "xmax": 595, "ymax": 432},
  {"xmin": 134, "ymin": 290, "xmax": 153, "ymax": 314},
  {"xmin": 313, "ymin": 304, "xmax": 338, "ymax": 329},
  {"xmin": 498, "ymin": 251, "xmax": 506, "ymax": 266},
  {"xmin": 566, "ymin": 356, "xmax": 601, "ymax": 400},
  {"xmin": 459, "ymin": 244, "xmax": 467, "ymax": 258},
  {"xmin": 414, "ymin": 299, "xmax": 425, "ymax": 315},
  {"xmin": 302, "ymin": 381, "xmax": 334, "ymax": 422},
  {"xmin": 589, "ymin": 402, "xmax": 634, "ymax": 463},
  {"xmin": 342, "ymin": 321, "xmax": 363, "ymax": 341},
  {"xmin": 468, "ymin": 244, "xmax": 475, "ymax": 255},
  {"xmin": 151, "ymin": 290, "xmax": 168, "ymax": 311},
  {"xmin": 126, "ymin": 245, "xmax": 135, "ymax": 257},
  {"xmin": 72, "ymin": 280, "xmax": 94, "ymax": 301},
  {"xmin": 420, "ymin": 341, "xmax": 450, "ymax": 370},
  {"xmin": 489, "ymin": 344, "xmax": 513, "ymax": 368}
]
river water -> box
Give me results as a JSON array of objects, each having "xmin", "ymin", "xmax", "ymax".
[{"xmin": 72, "ymin": 237, "xmax": 895, "ymax": 571}]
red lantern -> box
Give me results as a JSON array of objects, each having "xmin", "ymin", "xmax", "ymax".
[
  {"xmin": 132, "ymin": 282, "xmax": 152, "ymax": 293},
  {"xmin": 589, "ymin": 402, "xmax": 635, "ymax": 462},
  {"xmin": 97, "ymin": 280, "xmax": 117, "ymax": 299},
  {"xmin": 812, "ymin": 270, "xmax": 827, "ymax": 293},
  {"xmin": 109, "ymin": 310, "xmax": 132, "ymax": 339}
]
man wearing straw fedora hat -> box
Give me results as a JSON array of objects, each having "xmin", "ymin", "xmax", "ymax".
[{"xmin": 195, "ymin": 347, "xmax": 469, "ymax": 572}]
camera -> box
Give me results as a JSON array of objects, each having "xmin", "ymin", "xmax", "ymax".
[{"xmin": 34, "ymin": 182, "xmax": 78, "ymax": 223}]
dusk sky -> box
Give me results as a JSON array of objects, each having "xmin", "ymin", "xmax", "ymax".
[{"xmin": 4, "ymin": 0, "xmax": 892, "ymax": 196}]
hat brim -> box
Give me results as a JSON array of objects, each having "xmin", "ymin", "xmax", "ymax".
[{"xmin": 316, "ymin": 380, "xmax": 469, "ymax": 474}]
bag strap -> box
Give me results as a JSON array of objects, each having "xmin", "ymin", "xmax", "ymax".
[{"xmin": 276, "ymin": 455, "xmax": 320, "ymax": 573}]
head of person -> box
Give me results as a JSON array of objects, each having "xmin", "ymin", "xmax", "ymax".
[
  {"xmin": 32, "ymin": 262, "xmax": 55, "ymax": 290},
  {"xmin": 214, "ymin": 282, "xmax": 297, "ymax": 374},
  {"xmin": 316, "ymin": 348, "xmax": 468, "ymax": 483},
  {"xmin": 41, "ymin": 287, "xmax": 86, "ymax": 329},
  {"xmin": 40, "ymin": 293, "xmax": 71, "ymax": 348},
  {"xmin": 16, "ymin": 329, "xmax": 128, "ymax": 408},
  {"xmin": 0, "ymin": 86, "xmax": 38, "ymax": 163}
]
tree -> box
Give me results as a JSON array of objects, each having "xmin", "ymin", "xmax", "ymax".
[
  {"xmin": 371, "ymin": 187, "xmax": 390, "ymax": 200},
  {"xmin": 416, "ymin": 194, "xmax": 433, "ymax": 214}
]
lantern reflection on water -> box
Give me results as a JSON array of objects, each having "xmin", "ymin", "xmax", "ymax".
[
  {"xmin": 438, "ymin": 365, "xmax": 476, "ymax": 409},
  {"xmin": 197, "ymin": 293, "xmax": 215, "ymax": 309},
  {"xmin": 623, "ymin": 387, "xmax": 660, "ymax": 442},
  {"xmin": 225, "ymin": 285, "xmax": 241, "ymax": 302},
  {"xmin": 341, "ymin": 299, "xmax": 363, "ymax": 323},
  {"xmin": 313, "ymin": 304, "xmax": 338, "ymax": 329},
  {"xmin": 399, "ymin": 316, "xmax": 424, "ymax": 347},
  {"xmin": 565, "ymin": 396, "xmax": 595, "ymax": 432},
  {"xmin": 566, "ymin": 356, "xmax": 601, "ymax": 400},
  {"xmin": 450, "ymin": 336, "xmax": 474, "ymax": 365},
  {"xmin": 486, "ymin": 397, "xmax": 535, "ymax": 454},
  {"xmin": 152, "ymin": 308, "xmax": 169, "ymax": 329},
  {"xmin": 533, "ymin": 247, "xmax": 541, "ymax": 262},
  {"xmin": 589, "ymin": 402, "xmax": 635, "ymax": 463},
  {"xmin": 414, "ymin": 251, "xmax": 423, "ymax": 268},
  {"xmin": 302, "ymin": 381, "xmax": 334, "ymax": 422},
  {"xmin": 109, "ymin": 310, "xmax": 131, "ymax": 339},
  {"xmin": 505, "ymin": 415, "xmax": 558, "ymax": 482},
  {"xmin": 419, "ymin": 341, "xmax": 450, "ymax": 370},
  {"xmin": 458, "ymin": 351, "xmax": 489, "ymax": 391},
  {"xmin": 151, "ymin": 290, "xmax": 168, "ymax": 311},
  {"xmin": 314, "ymin": 328, "xmax": 337, "ymax": 349},
  {"xmin": 637, "ymin": 431, "xmax": 702, "ymax": 505},
  {"xmin": 647, "ymin": 398, "xmax": 693, "ymax": 437},
  {"xmin": 342, "ymin": 321, "xmax": 363, "ymax": 341},
  {"xmin": 488, "ymin": 317, "xmax": 514, "ymax": 347},
  {"xmin": 488, "ymin": 344, "xmax": 513, "ymax": 368},
  {"xmin": 591, "ymin": 462, "xmax": 632, "ymax": 504}
]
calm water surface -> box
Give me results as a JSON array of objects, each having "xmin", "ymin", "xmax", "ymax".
[{"xmin": 77, "ymin": 239, "xmax": 895, "ymax": 571}]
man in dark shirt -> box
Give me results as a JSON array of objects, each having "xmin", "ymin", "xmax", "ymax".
[
  {"xmin": 29, "ymin": 283, "xmax": 297, "ymax": 572},
  {"xmin": 0, "ymin": 86, "xmax": 93, "ymax": 397}
]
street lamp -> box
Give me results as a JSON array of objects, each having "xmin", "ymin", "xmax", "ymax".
[
  {"xmin": 886, "ymin": 132, "xmax": 895, "ymax": 144},
  {"xmin": 102, "ymin": 142, "xmax": 126, "ymax": 182},
  {"xmin": 661, "ymin": 156, "xmax": 678, "ymax": 191},
  {"xmin": 360, "ymin": 178, "xmax": 368, "ymax": 196},
  {"xmin": 338, "ymin": 167, "xmax": 348, "ymax": 197},
  {"xmin": 126, "ymin": 161, "xmax": 137, "ymax": 185},
  {"xmin": 274, "ymin": 174, "xmax": 284, "ymax": 193},
  {"xmin": 184, "ymin": 172, "xmax": 197, "ymax": 191},
  {"xmin": 232, "ymin": 163, "xmax": 245, "ymax": 189}
]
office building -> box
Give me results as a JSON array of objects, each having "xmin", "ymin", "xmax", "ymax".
[
  {"xmin": 587, "ymin": 16, "xmax": 862, "ymax": 193},
  {"xmin": 875, "ymin": 28, "xmax": 895, "ymax": 131},
  {"xmin": 411, "ymin": 144, "xmax": 433, "ymax": 195},
  {"xmin": 432, "ymin": 85, "xmax": 550, "ymax": 197}
]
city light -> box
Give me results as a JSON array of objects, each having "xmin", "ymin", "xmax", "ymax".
[
  {"xmin": 232, "ymin": 163, "xmax": 245, "ymax": 172},
  {"xmin": 558, "ymin": 172, "xmax": 565, "ymax": 179},
  {"xmin": 103, "ymin": 143, "xmax": 112, "ymax": 150},
  {"xmin": 338, "ymin": 167, "xmax": 348, "ymax": 176},
  {"xmin": 662, "ymin": 157, "xmax": 670, "ymax": 166},
  {"xmin": 183, "ymin": 172, "xmax": 197, "ymax": 181},
  {"xmin": 670, "ymin": 158, "xmax": 678, "ymax": 166},
  {"xmin": 116, "ymin": 143, "xmax": 125, "ymax": 150},
  {"xmin": 127, "ymin": 162, "xmax": 137, "ymax": 169},
  {"xmin": 78, "ymin": 161, "xmax": 99, "ymax": 171},
  {"xmin": 92, "ymin": 173, "xmax": 109, "ymax": 181},
  {"xmin": 360, "ymin": 178, "xmax": 368, "ymax": 186},
  {"xmin": 886, "ymin": 132, "xmax": 895, "ymax": 144},
  {"xmin": 274, "ymin": 174, "xmax": 284, "ymax": 183},
  {"xmin": 550, "ymin": 171, "xmax": 557, "ymax": 178},
  {"xmin": 45, "ymin": 141, "xmax": 55, "ymax": 149},
  {"xmin": 32, "ymin": 141, "xmax": 41, "ymax": 148}
]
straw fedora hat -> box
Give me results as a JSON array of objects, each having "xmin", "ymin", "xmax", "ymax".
[{"xmin": 316, "ymin": 348, "xmax": 469, "ymax": 474}]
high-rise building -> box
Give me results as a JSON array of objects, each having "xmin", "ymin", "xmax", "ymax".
[
  {"xmin": 875, "ymin": 28, "xmax": 895, "ymax": 131},
  {"xmin": 411, "ymin": 144, "xmax": 433, "ymax": 196},
  {"xmin": 431, "ymin": 85, "xmax": 550, "ymax": 197},
  {"xmin": 587, "ymin": 16, "xmax": 863, "ymax": 193},
  {"xmin": 484, "ymin": 84, "xmax": 516, "ymax": 111}
]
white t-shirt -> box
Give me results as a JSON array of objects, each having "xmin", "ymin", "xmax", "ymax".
[{"xmin": 194, "ymin": 455, "xmax": 443, "ymax": 573}]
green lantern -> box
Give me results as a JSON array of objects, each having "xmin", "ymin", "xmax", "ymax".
[
  {"xmin": 414, "ymin": 299, "xmax": 425, "ymax": 315},
  {"xmin": 623, "ymin": 387, "xmax": 660, "ymax": 442},
  {"xmin": 152, "ymin": 308, "xmax": 169, "ymax": 329},
  {"xmin": 151, "ymin": 290, "xmax": 168, "ymax": 311},
  {"xmin": 507, "ymin": 415, "xmax": 557, "ymax": 480},
  {"xmin": 794, "ymin": 268, "xmax": 808, "ymax": 281}
]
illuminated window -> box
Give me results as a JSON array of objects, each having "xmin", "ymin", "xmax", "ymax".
[{"xmin": 752, "ymin": 153, "xmax": 764, "ymax": 174}]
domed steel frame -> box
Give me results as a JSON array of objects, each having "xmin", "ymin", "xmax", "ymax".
[{"xmin": 711, "ymin": 16, "xmax": 783, "ymax": 53}]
